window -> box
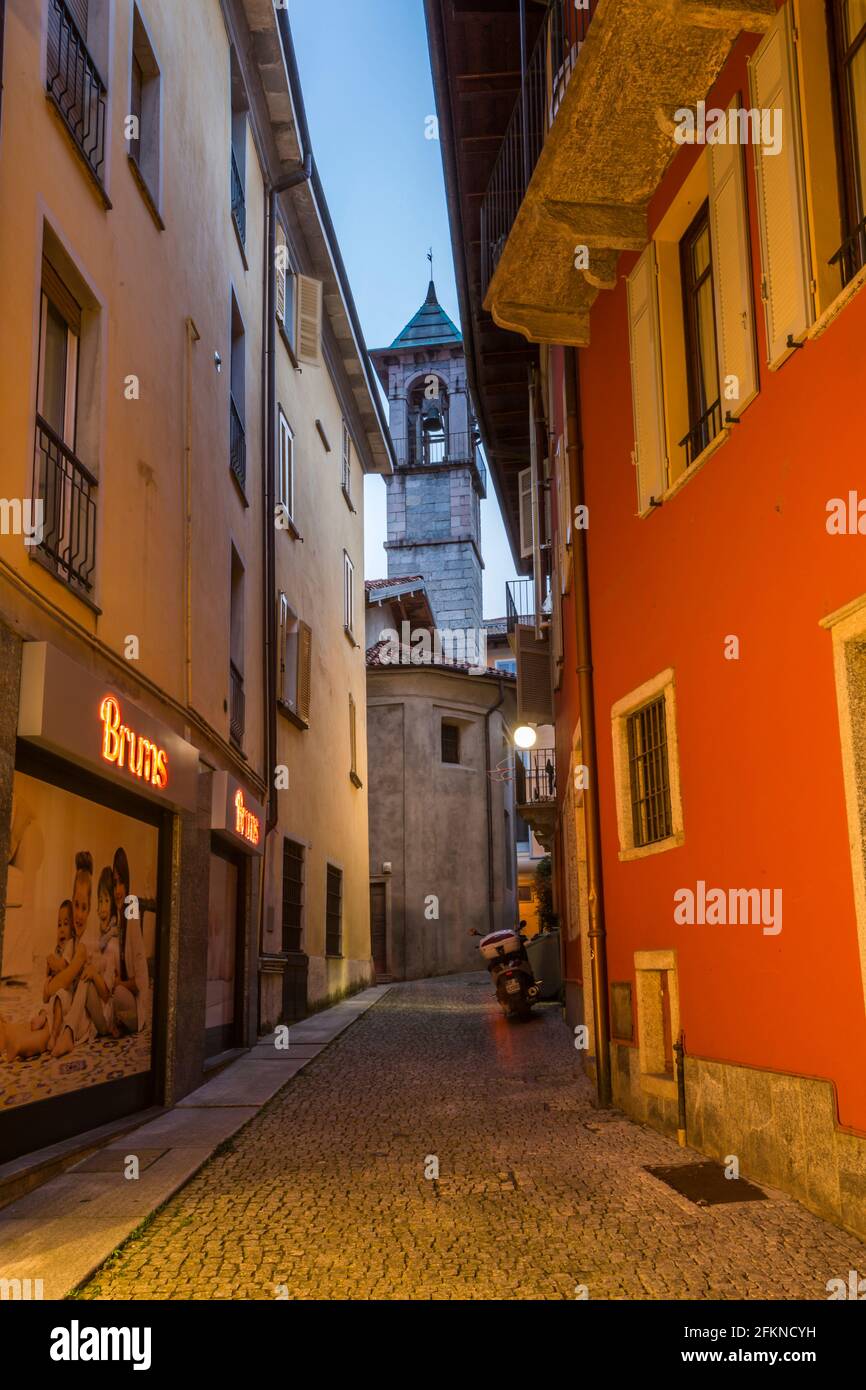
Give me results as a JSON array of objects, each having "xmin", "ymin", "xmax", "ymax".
[
  {"xmin": 441, "ymin": 721, "xmax": 460, "ymax": 765},
  {"xmin": 504, "ymin": 810, "xmax": 513, "ymax": 890},
  {"xmin": 277, "ymin": 593, "xmax": 312, "ymax": 726},
  {"xmin": 611, "ymin": 669, "xmax": 684, "ymax": 860},
  {"xmin": 515, "ymin": 812, "xmax": 531, "ymax": 848},
  {"xmin": 326, "ymin": 865, "xmax": 343, "ymax": 957},
  {"xmin": 518, "ymin": 884, "xmax": 533, "ymax": 903},
  {"xmin": 230, "ymin": 291, "xmax": 245, "ymax": 491},
  {"xmin": 229, "ymin": 547, "xmax": 245, "ymax": 747},
  {"xmin": 229, "ymin": 48, "xmax": 247, "ymax": 246},
  {"xmin": 679, "ymin": 203, "xmax": 721, "ymax": 466},
  {"xmin": 343, "ymin": 550, "xmax": 355, "ymax": 638},
  {"xmin": 281, "ymin": 839, "xmax": 304, "ymax": 953},
  {"xmin": 828, "ymin": 0, "xmax": 866, "ymax": 282},
  {"xmin": 495, "ymin": 657, "xmax": 517, "ymax": 676},
  {"xmin": 46, "ymin": 0, "xmax": 108, "ymax": 190},
  {"xmin": 349, "ymin": 693, "xmax": 361, "ymax": 786},
  {"xmin": 626, "ymin": 696, "xmax": 673, "ymax": 848},
  {"xmin": 128, "ymin": 7, "xmax": 161, "ymax": 213},
  {"xmin": 33, "ymin": 256, "xmax": 97, "ymax": 594},
  {"xmin": 341, "ymin": 421, "xmax": 352, "ymax": 503},
  {"xmin": 277, "ymin": 409, "xmax": 294, "ymax": 524},
  {"xmin": 275, "ymin": 222, "xmax": 295, "ymax": 350}
]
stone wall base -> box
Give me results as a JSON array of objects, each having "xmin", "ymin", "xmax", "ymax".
[{"xmin": 611, "ymin": 1040, "xmax": 866, "ymax": 1242}]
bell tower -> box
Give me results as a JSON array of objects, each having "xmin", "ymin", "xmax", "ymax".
[{"xmin": 370, "ymin": 281, "xmax": 485, "ymax": 633}]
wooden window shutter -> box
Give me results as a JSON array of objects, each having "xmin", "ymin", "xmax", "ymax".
[
  {"xmin": 277, "ymin": 593, "xmax": 288, "ymax": 704},
  {"xmin": 749, "ymin": 4, "xmax": 812, "ymax": 367},
  {"xmin": 42, "ymin": 257, "xmax": 82, "ymax": 335},
  {"xmin": 296, "ymin": 621, "xmax": 312, "ymax": 725},
  {"xmin": 518, "ymin": 467, "xmax": 533, "ymax": 559},
  {"xmin": 626, "ymin": 242, "xmax": 667, "ymax": 514},
  {"xmin": 275, "ymin": 225, "xmax": 287, "ymax": 326},
  {"xmin": 295, "ymin": 274, "xmax": 322, "ymax": 366},
  {"xmin": 708, "ymin": 106, "xmax": 758, "ymax": 419},
  {"xmin": 516, "ymin": 627, "xmax": 554, "ymax": 725}
]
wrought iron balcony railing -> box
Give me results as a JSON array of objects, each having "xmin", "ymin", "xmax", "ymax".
[
  {"xmin": 32, "ymin": 414, "xmax": 98, "ymax": 594},
  {"xmin": 506, "ymin": 575, "xmax": 551, "ymax": 634},
  {"xmin": 829, "ymin": 215, "xmax": 866, "ymax": 289},
  {"xmin": 231, "ymin": 147, "xmax": 246, "ymax": 245},
  {"xmin": 515, "ymin": 747, "xmax": 556, "ymax": 806},
  {"xmin": 229, "ymin": 659, "xmax": 245, "ymax": 746},
  {"xmin": 480, "ymin": 0, "xmax": 598, "ymax": 297},
  {"xmin": 392, "ymin": 430, "xmax": 487, "ymax": 495},
  {"xmin": 679, "ymin": 397, "xmax": 722, "ymax": 469},
  {"xmin": 46, "ymin": 0, "xmax": 108, "ymax": 190},
  {"xmin": 230, "ymin": 393, "xmax": 246, "ymax": 491}
]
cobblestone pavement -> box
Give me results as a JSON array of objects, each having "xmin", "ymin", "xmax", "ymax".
[{"xmin": 80, "ymin": 975, "xmax": 865, "ymax": 1300}]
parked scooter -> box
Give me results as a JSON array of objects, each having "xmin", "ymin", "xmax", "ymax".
[{"xmin": 469, "ymin": 922, "xmax": 540, "ymax": 1020}]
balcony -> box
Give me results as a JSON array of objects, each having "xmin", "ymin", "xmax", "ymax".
[
  {"xmin": 515, "ymin": 747, "xmax": 557, "ymax": 849},
  {"xmin": 32, "ymin": 414, "xmax": 97, "ymax": 595},
  {"xmin": 392, "ymin": 429, "xmax": 487, "ymax": 497},
  {"xmin": 46, "ymin": 0, "xmax": 108, "ymax": 196},
  {"xmin": 231, "ymin": 147, "xmax": 246, "ymax": 245},
  {"xmin": 481, "ymin": 0, "xmax": 599, "ymax": 299},
  {"xmin": 481, "ymin": 0, "xmax": 775, "ymax": 347},
  {"xmin": 229, "ymin": 660, "xmax": 245, "ymax": 747},
  {"xmin": 506, "ymin": 575, "xmax": 551, "ymax": 638},
  {"xmin": 230, "ymin": 393, "xmax": 246, "ymax": 492}
]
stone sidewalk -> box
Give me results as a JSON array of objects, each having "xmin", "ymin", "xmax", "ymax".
[
  {"xmin": 65, "ymin": 974, "xmax": 866, "ymax": 1301},
  {"xmin": 0, "ymin": 985, "xmax": 391, "ymax": 1298}
]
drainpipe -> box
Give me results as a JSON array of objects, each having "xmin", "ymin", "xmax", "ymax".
[
  {"xmin": 485, "ymin": 676, "xmax": 507, "ymax": 934},
  {"xmin": 564, "ymin": 346, "xmax": 612, "ymax": 1109}
]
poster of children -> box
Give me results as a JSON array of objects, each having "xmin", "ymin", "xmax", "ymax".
[{"xmin": 0, "ymin": 771, "xmax": 159, "ymax": 1111}]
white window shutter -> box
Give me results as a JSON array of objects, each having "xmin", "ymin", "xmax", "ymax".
[
  {"xmin": 516, "ymin": 627, "xmax": 554, "ymax": 725},
  {"xmin": 518, "ymin": 466, "xmax": 533, "ymax": 559},
  {"xmin": 295, "ymin": 274, "xmax": 322, "ymax": 366},
  {"xmin": 278, "ymin": 593, "xmax": 288, "ymax": 704},
  {"xmin": 275, "ymin": 226, "xmax": 287, "ymax": 326},
  {"xmin": 708, "ymin": 117, "xmax": 758, "ymax": 420},
  {"xmin": 626, "ymin": 243, "xmax": 667, "ymax": 514},
  {"xmin": 749, "ymin": 4, "xmax": 812, "ymax": 367}
]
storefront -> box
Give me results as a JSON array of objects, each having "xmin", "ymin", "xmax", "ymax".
[
  {"xmin": 0, "ymin": 642, "xmax": 198, "ymax": 1162},
  {"xmin": 206, "ymin": 771, "xmax": 263, "ymax": 1061}
]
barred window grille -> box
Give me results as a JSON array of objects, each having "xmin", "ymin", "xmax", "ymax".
[
  {"xmin": 626, "ymin": 696, "xmax": 673, "ymax": 847},
  {"xmin": 326, "ymin": 865, "xmax": 343, "ymax": 958},
  {"xmin": 281, "ymin": 838, "xmax": 304, "ymax": 953}
]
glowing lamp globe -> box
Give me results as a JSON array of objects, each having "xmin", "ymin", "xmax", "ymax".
[{"xmin": 514, "ymin": 724, "xmax": 537, "ymax": 750}]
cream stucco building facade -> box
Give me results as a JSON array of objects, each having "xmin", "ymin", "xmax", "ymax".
[{"xmin": 0, "ymin": 0, "xmax": 391, "ymax": 1164}]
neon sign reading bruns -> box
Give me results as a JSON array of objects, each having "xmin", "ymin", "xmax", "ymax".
[
  {"xmin": 234, "ymin": 789, "xmax": 260, "ymax": 846},
  {"xmin": 99, "ymin": 696, "xmax": 169, "ymax": 789}
]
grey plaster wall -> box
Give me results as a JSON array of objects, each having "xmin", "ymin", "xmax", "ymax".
[{"xmin": 367, "ymin": 668, "xmax": 517, "ymax": 980}]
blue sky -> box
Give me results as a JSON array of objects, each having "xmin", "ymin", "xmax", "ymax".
[{"xmin": 289, "ymin": 0, "xmax": 518, "ymax": 619}]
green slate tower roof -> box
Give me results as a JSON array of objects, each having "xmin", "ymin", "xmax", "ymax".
[{"xmin": 380, "ymin": 281, "xmax": 462, "ymax": 354}]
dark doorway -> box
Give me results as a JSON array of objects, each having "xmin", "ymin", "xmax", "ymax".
[
  {"xmin": 370, "ymin": 881, "xmax": 388, "ymax": 977},
  {"xmin": 205, "ymin": 845, "xmax": 244, "ymax": 1058}
]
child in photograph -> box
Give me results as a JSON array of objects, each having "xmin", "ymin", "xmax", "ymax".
[
  {"xmin": 0, "ymin": 900, "xmax": 74, "ymax": 1061},
  {"xmin": 76, "ymin": 866, "xmax": 121, "ymax": 1038},
  {"xmin": 42, "ymin": 899, "xmax": 75, "ymax": 995},
  {"xmin": 49, "ymin": 851, "xmax": 98, "ymax": 1057}
]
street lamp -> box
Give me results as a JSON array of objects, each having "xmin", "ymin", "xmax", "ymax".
[{"xmin": 513, "ymin": 723, "xmax": 537, "ymax": 750}]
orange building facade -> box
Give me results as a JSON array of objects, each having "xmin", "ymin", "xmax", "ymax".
[{"xmin": 430, "ymin": 0, "xmax": 866, "ymax": 1237}]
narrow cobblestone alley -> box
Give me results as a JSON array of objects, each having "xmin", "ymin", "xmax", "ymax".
[{"xmin": 79, "ymin": 977, "xmax": 865, "ymax": 1301}]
